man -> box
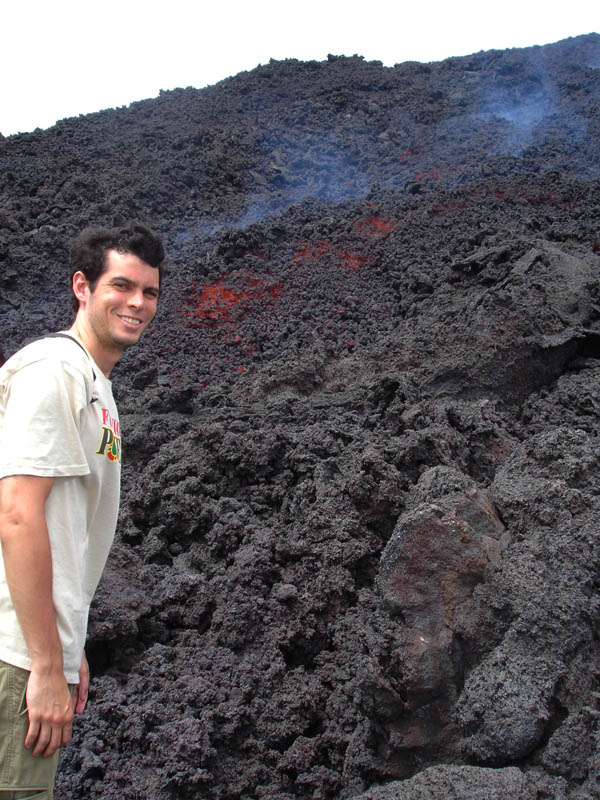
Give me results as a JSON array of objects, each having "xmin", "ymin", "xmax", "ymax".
[{"xmin": 0, "ymin": 222, "xmax": 164, "ymax": 797}]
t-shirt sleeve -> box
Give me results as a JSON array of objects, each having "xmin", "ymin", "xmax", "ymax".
[{"xmin": 0, "ymin": 358, "xmax": 91, "ymax": 478}]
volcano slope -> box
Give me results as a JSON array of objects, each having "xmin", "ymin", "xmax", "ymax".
[{"xmin": 2, "ymin": 32, "xmax": 600, "ymax": 800}]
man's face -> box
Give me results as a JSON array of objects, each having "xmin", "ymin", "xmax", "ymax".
[{"xmin": 80, "ymin": 249, "xmax": 160, "ymax": 351}]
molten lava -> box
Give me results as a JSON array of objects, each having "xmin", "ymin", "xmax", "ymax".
[
  {"xmin": 354, "ymin": 216, "xmax": 397, "ymax": 237},
  {"xmin": 338, "ymin": 251, "xmax": 369, "ymax": 271},
  {"xmin": 184, "ymin": 272, "xmax": 283, "ymax": 326}
]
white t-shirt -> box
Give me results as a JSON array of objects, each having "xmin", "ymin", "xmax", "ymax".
[{"xmin": 0, "ymin": 333, "xmax": 121, "ymax": 682}]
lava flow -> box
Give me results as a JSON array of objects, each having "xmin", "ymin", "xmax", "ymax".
[{"xmin": 183, "ymin": 272, "xmax": 283, "ymax": 327}]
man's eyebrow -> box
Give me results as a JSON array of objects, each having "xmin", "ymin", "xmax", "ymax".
[
  {"xmin": 109, "ymin": 275, "xmax": 160, "ymax": 292},
  {"xmin": 109, "ymin": 275, "xmax": 135, "ymax": 284}
]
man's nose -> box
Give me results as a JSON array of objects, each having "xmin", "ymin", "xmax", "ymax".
[{"xmin": 128, "ymin": 289, "xmax": 144, "ymax": 308}]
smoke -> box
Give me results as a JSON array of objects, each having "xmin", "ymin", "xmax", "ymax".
[
  {"xmin": 173, "ymin": 42, "xmax": 600, "ymax": 246},
  {"xmin": 174, "ymin": 220, "xmax": 224, "ymax": 242},
  {"xmin": 175, "ymin": 133, "xmax": 372, "ymax": 242},
  {"xmin": 483, "ymin": 96, "xmax": 554, "ymax": 129}
]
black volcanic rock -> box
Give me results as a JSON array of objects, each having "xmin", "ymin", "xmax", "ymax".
[{"xmin": 2, "ymin": 33, "xmax": 600, "ymax": 800}]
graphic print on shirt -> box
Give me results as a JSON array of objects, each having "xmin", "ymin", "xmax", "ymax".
[{"xmin": 96, "ymin": 408, "xmax": 121, "ymax": 462}]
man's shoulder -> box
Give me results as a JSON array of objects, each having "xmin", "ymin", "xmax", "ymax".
[{"xmin": 0, "ymin": 333, "xmax": 93, "ymax": 385}]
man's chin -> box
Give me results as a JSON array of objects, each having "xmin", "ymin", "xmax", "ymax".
[{"xmin": 112, "ymin": 330, "xmax": 144, "ymax": 349}]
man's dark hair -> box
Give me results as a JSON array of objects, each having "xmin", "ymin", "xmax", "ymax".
[{"xmin": 69, "ymin": 222, "xmax": 166, "ymax": 311}]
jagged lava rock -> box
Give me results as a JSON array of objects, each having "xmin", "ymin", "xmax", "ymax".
[{"xmin": 1, "ymin": 32, "xmax": 600, "ymax": 800}]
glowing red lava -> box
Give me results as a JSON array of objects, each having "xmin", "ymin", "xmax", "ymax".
[
  {"xmin": 415, "ymin": 168, "xmax": 443, "ymax": 182},
  {"xmin": 354, "ymin": 216, "xmax": 397, "ymax": 237},
  {"xmin": 431, "ymin": 186, "xmax": 577, "ymax": 218},
  {"xmin": 183, "ymin": 271, "xmax": 283, "ymax": 326},
  {"xmin": 292, "ymin": 240, "xmax": 372, "ymax": 273},
  {"xmin": 338, "ymin": 251, "xmax": 369, "ymax": 271},
  {"xmin": 399, "ymin": 149, "xmax": 418, "ymax": 163},
  {"xmin": 292, "ymin": 241, "xmax": 333, "ymax": 265}
]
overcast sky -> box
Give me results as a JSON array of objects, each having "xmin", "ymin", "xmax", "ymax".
[{"xmin": 2, "ymin": 0, "xmax": 598, "ymax": 137}]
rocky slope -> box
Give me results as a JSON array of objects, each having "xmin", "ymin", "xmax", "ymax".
[{"xmin": 1, "ymin": 32, "xmax": 600, "ymax": 799}]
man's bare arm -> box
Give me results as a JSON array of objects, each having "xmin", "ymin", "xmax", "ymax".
[{"xmin": 0, "ymin": 474, "xmax": 74, "ymax": 757}]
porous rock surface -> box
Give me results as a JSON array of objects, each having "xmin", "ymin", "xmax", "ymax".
[{"xmin": 1, "ymin": 33, "xmax": 600, "ymax": 799}]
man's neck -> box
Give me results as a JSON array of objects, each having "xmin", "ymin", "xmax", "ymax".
[{"xmin": 68, "ymin": 320, "xmax": 122, "ymax": 378}]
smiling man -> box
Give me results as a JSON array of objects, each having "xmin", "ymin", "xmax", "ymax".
[{"xmin": 0, "ymin": 222, "xmax": 165, "ymax": 798}]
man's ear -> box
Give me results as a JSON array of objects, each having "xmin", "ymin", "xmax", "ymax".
[{"xmin": 72, "ymin": 271, "xmax": 90, "ymax": 306}]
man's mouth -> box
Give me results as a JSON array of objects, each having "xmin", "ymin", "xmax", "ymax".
[{"xmin": 119, "ymin": 315, "xmax": 142, "ymax": 326}]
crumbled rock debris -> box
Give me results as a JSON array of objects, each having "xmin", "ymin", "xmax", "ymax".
[{"xmin": 2, "ymin": 33, "xmax": 600, "ymax": 800}]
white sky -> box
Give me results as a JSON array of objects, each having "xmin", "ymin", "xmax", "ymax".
[{"xmin": 1, "ymin": 0, "xmax": 598, "ymax": 137}]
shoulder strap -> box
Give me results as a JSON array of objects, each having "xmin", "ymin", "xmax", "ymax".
[{"xmin": 41, "ymin": 333, "xmax": 97, "ymax": 381}]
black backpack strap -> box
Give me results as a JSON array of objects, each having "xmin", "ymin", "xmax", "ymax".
[
  {"xmin": 42, "ymin": 333, "xmax": 97, "ymax": 381},
  {"xmin": 32, "ymin": 333, "xmax": 98, "ymax": 404}
]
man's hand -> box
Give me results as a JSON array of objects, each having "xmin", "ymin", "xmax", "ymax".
[
  {"xmin": 74, "ymin": 650, "xmax": 89, "ymax": 715},
  {"xmin": 25, "ymin": 665, "xmax": 74, "ymax": 758}
]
